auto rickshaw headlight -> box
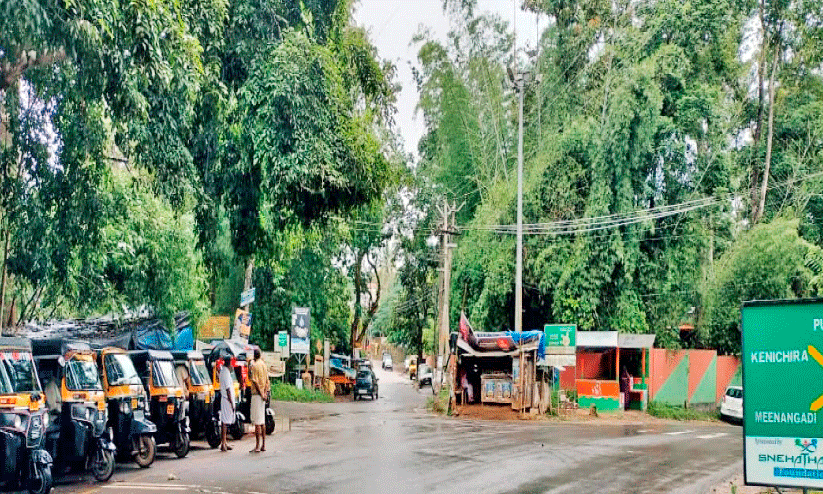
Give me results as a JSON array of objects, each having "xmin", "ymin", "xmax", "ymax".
[{"xmin": 120, "ymin": 400, "xmax": 131, "ymax": 415}]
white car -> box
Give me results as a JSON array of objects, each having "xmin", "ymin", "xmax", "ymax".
[
  {"xmin": 417, "ymin": 363, "xmax": 433, "ymax": 386},
  {"xmin": 382, "ymin": 353, "xmax": 393, "ymax": 370},
  {"xmin": 720, "ymin": 385, "xmax": 743, "ymax": 422}
]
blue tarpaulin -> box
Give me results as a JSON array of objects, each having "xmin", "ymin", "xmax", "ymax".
[
  {"xmin": 133, "ymin": 321, "xmax": 174, "ymax": 350},
  {"xmin": 174, "ymin": 326, "xmax": 194, "ymax": 350},
  {"xmin": 506, "ymin": 330, "xmax": 545, "ymax": 360}
]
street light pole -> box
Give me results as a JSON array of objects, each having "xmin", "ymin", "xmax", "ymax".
[{"xmin": 515, "ymin": 73, "xmax": 526, "ymax": 334}]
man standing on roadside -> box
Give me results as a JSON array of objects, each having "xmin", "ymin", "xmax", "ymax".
[
  {"xmin": 249, "ymin": 348, "xmax": 270, "ymax": 453},
  {"xmin": 219, "ymin": 356, "xmax": 236, "ymax": 452}
]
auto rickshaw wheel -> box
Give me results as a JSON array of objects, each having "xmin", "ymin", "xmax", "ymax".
[
  {"xmin": 134, "ymin": 436, "xmax": 156, "ymax": 468},
  {"xmin": 229, "ymin": 422, "xmax": 245, "ymax": 441},
  {"xmin": 206, "ymin": 422, "xmax": 221, "ymax": 449},
  {"xmin": 91, "ymin": 448, "xmax": 115, "ymax": 482},
  {"xmin": 28, "ymin": 462, "xmax": 52, "ymax": 494},
  {"xmin": 265, "ymin": 412, "xmax": 275, "ymax": 435},
  {"xmin": 173, "ymin": 431, "xmax": 190, "ymax": 458}
]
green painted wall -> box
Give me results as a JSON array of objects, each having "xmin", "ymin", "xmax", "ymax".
[
  {"xmin": 729, "ymin": 364, "xmax": 742, "ymax": 386},
  {"xmin": 689, "ymin": 356, "xmax": 717, "ymax": 405},
  {"xmin": 579, "ymin": 396, "xmax": 621, "ymax": 412},
  {"xmin": 654, "ymin": 354, "xmax": 689, "ymax": 406}
]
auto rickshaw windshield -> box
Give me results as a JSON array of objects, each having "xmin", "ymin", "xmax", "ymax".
[
  {"xmin": 0, "ymin": 359, "xmax": 12, "ymax": 394},
  {"xmin": 152, "ymin": 360, "xmax": 179, "ymax": 388},
  {"xmin": 0, "ymin": 351, "xmax": 40, "ymax": 392},
  {"xmin": 66, "ymin": 357, "xmax": 102, "ymax": 391},
  {"xmin": 190, "ymin": 361, "xmax": 210, "ymax": 386},
  {"xmin": 104, "ymin": 353, "xmax": 142, "ymax": 386}
]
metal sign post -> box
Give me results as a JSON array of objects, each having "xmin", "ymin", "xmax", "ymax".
[{"xmin": 742, "ymin": 299, "xmax": 823, "ymax": 490}]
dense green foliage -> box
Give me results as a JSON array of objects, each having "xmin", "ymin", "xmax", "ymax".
[
  {"xmin": 408, "ymin": 0, "xmax": 823, "ymax": 355},
  {"xmin": 0, "ymin": 0, "xmax": 399, "ymax": 350}
]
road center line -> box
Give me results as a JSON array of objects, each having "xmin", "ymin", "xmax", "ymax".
[
  {"xmin": 696, "ymin": 433, "xmax": 728, "ymax": 439},
  {"xmin": 664, "ymin": 430, "xmax": 694, "ymax": 436}
]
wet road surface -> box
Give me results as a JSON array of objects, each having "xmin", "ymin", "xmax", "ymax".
[{"xmin": 53, "ymin": 365, "xmax": 742, "ymax": 494}]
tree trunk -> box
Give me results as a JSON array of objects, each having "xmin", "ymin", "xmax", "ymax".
[
  {"xmin": 0, "ymin": 226, "xmax": 9, "ymax": 336},
  {"xmin": 755, "ymin": 41, "xmax": 780, "ymax": 224},
  {"xmin": 350, "ymin": 250, "xmax": 365, "ymax": 355},
  {"xmin": 751, "ymin": 1, "xmax": 768, "ymax": 221}
]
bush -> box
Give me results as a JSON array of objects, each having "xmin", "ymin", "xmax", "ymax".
[
  {"xmin": 647, "ymin": 401, "xmax": 719, "ymax": 421},
  {"xmin": 269, "ymin": 380, "xmax": 334, "ymax": 403}
]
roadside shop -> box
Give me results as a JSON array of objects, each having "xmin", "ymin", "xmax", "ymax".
[
  {"xmin": 452, "ymin": 314, "xmax": 550, "ymax": 412},
  {"xmin": 574, "ymin": 331, "xmax": 655, "ymax": 412}
]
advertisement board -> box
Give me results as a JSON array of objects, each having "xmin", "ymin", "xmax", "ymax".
[
  {"xmin": 742, "ymin": 299, "xmax": 823, "ymax": 489},
  {"xmin": 291, "ymin": 307, "xmax": 310, "ymax": 355},
  {"xmin": 544, "ymin": 324, "xmax": 576, "ymax": 355},
  {"xmin": 240, "ymin": 287, "xmax": 256, "ymax": 306},
  {"xmin": 233, "ymin": 309, "xmax": 252, "ymax": 340}
]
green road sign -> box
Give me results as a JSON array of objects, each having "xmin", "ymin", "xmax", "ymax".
[
  {"xmin": 544, "ymin": 324, "xmax": 576, "ymax": 350},
  {"xmin": 742, "ymin": 299, "xmax": 823, "ymax": 490}
]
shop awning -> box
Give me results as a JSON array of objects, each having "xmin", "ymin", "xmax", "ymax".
[
  {"xmin": 576, "ymin": 331, "xmax": 656, "ymax": 349},
  {"xmin": 617, "ymin": 333, "xmax": 656, "ymax": 349},
  {"xmin": 457, "ymin": 337, "xmax": 539, "ymax": 357}
]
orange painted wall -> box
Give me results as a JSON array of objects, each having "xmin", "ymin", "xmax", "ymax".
[
  {"xmin": 649, "ymin": 349, "xmax": 686, "ymax": 399},
  {"xmin": 687, "ymin": 350, "xmax": 716, "ymax": 400},
  {"xmin": 577, "ymin": 379, "xmax": 620, "ymax": 398},
  {"xmin": 576, "ymin": 351, "xmax": 615, "ymax": 380},
  {"xmin": 559, "ymin": 367, "xmax": 576, "ymax": 389},
  {"xmin": 716, "ymin": 356, "xmax": 741, "ymax": 403}
]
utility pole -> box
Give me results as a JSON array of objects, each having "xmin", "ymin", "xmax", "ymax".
[
  {"xmin": 515, "ymin": 73, "xmax": 526, "ymax": 335},
  {"xmin": 436, "ymin": 200, "xmax": 462, "ymax": 391},
  {"xmin": 509, "ymin": 65, "xmax": 540, "ymax": 412}
]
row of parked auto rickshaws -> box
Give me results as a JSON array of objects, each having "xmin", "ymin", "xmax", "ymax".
[{"xmin": 0, "ymin": 336, "xmax": 274, "ymax": 494}]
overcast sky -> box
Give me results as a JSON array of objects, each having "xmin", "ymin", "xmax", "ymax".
[{"xmin": 353, "ymin": 0, "xmax": 542, "ymax": 160}]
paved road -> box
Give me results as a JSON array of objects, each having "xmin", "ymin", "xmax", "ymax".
[{"xmin": 53, "ymin": 365, "xmax": 743, "ymax": 494}]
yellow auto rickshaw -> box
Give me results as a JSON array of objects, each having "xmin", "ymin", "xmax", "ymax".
[
  {"xmin": 171, "ymin": 350, "xmax": 220, "ymax": 448},
  {"xmin": 31, "ymin": 338, "xmax": 116, "ymax": 482},
  {"xmin": 0, "ymin": 337, "xmax": 53, "ymax": 494},
  {"xmin": 95, "ymin": 346, "xmax": 156, "ymax": 467},
  {"xmin": 128, "ymin": 350, "xmax": 190, "ymax": 458}
]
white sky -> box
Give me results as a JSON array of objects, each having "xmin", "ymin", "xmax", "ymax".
[{"xmin": 353, "ymin": 0, "xmax": 542, "ymax": 159}]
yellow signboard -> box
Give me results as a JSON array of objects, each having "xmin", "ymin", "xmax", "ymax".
[{"xmin": 199, "ymin": 316, "xmax": 231, "ymax": 340}]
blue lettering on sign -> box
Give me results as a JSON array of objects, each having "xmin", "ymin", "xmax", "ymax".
[{"xmin": 775, "ymin": 467, "xmax": 823, "ymax": 479}]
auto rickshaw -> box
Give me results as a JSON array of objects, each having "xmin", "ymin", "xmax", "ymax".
[
  {"xmin": 31, "ymin": 339, "xmax": 116, "ymax": 482},
  {"xmin": 170, "ymin": 350, "xmax": 220, "ymax": 448},
  {"xmin": 128, "ymin": 350, "xmax": 190, "ymax": 458},
  {"xmin": 95, "ymin": 346, "xmax": 157, "ymax": 467},
  {"xmin": 0, "ymin": 337, "xmax": 53, "ymax": 494}
]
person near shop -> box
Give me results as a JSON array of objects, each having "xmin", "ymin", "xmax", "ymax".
[
  {"xmin": 620, "ymin": 367, "xmax": 632, "ymax": 410},
  {"xmin": 460, "ymin": 369, "xmax": 474, "ymax": 403},
  {"xmin": 219, "ymin": 356, "xmax": 236, "ymax": 452},
  {"xmin": 249, "ymin": 348, "xmax": 270, "ymax": 453}
]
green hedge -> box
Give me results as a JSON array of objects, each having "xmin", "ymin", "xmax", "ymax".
[
  {"xmin": 269, "ymin": 380, "xmax": 334, "ymax": 403},
  {"xmin": 647, "ymin": 401, "xmax": 719, "ymax": 421}
]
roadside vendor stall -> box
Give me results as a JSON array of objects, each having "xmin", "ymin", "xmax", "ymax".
[
  {"xmin": 575, "ymin": 331, "xmax": 655, "ymax": 412},
  {"xmin": 453, "ymin": 314, "xmax": 546, "ymax": 411}
]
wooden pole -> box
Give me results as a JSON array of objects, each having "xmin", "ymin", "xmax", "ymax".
[{"xmin": 641, "ymin": 348, "xmax": 646, "ymax": 385}]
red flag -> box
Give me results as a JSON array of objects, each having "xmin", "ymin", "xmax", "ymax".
[{"xmin": 459, "ymin": 312, "xmax": 472, "ymax": 341}]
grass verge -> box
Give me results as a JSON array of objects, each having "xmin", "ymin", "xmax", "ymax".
[
  {"xmin": 427, "ymin": 386, "xmax": 451, "ymax": 415},
  {"xmin": 647, "ymin": 401, "xmax": 720, "ymax": 421},
  {"xmin": 269, "ymin": 380, "xmax": 334, "ymax": 403}
]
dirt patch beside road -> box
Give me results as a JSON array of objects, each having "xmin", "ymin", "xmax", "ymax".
[{"xmin": 450, "ymin": 404, "xmax": 734, "ymax": 428}]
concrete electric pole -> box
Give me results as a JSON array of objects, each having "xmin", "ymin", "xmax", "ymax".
[{"xmin": 436, "ymin": 200, "xmax": 462, "ymax": 390}]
